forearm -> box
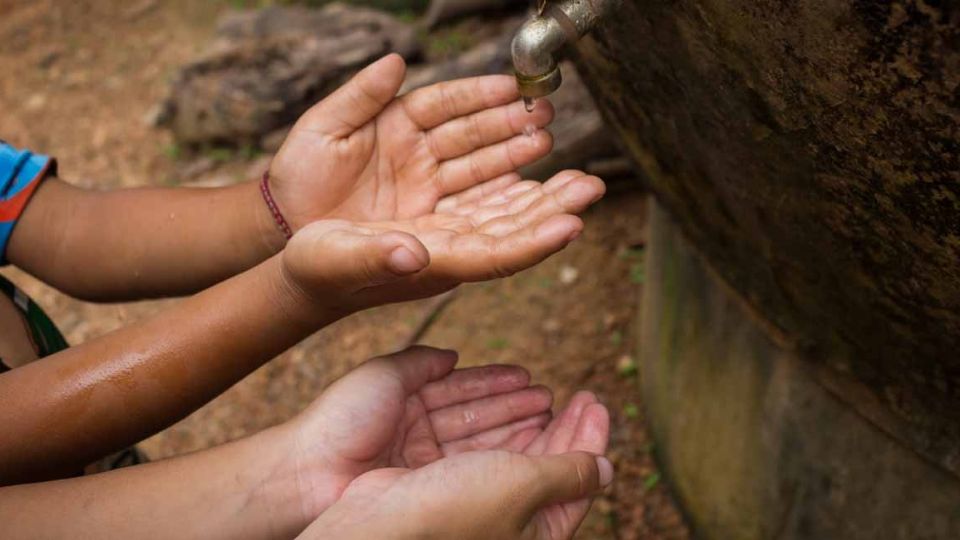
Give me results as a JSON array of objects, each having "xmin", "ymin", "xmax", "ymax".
[
  {"xmin": 0, "ymin": 424, "xmax": 312, "ymax": 540},
  {"xmin": 7, "ymin": 177, "xmax": 285, "ymax": 301},
  {"xmin": 0, "ymin": 254, "xmax": 342, "ymax": 484}
]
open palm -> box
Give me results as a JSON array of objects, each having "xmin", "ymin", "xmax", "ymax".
[
  {"xmin": 268, "ymin": 54, "xmax": 555, "ymax": 228},
  {"xmin": 299, "ymin": 386, "xmax": 611, "ymax": 540},
  {"xmin": 286, "ymin": 346, "xmax": 556, "ymax": 518},
  {"xmin": 282, "ymin": 168, "xmax": 605, "ymax": 309}
]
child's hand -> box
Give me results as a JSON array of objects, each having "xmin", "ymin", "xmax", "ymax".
[
  {"xmin": 279, "ymin": 169, "xmax": 605, "ymax": 311},
  {"xmin": 297, "ymin": 381, "xmax": 612, "ymax": 540},
  {"xmin": 267, "ymin": 54, "xmax": 555, "ymax": 229},
  {"xmin": 278, "ymin": 346, "xmax": 555, "ymax": 519}
]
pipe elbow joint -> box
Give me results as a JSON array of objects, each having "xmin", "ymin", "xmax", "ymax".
[
  {"xmin": 511, "ymin": 0, "xmax": 615, "ymax": 99},
  {"xmin": 512, "ymin": 17, "xmax": 565, "ymax": 99}
]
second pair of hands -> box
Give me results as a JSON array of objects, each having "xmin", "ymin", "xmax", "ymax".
[
  {"xmin": 267, "ymin": 53, "xmax": 606, "ymax": 309},
  {"xmin": 274, "ymin": 346, "xmax": 611, "ymax": 539}
]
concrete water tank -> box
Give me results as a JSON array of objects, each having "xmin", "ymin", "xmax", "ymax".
[{"xmin": 568, "ymin": 1, "xmax": 960, "ymax": 537}]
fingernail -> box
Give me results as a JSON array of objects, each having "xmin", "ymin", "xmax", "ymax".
[
  {"xmin": 567, "ymin": 229, "xmax": 582, "ymax": 243},
  {"xmin": 596, "ymin": 456, "xmax": 614, "ymax": 488},
  {"xmin": 388, "ymin": 246, "xmax": 426, "ymax": 275}
]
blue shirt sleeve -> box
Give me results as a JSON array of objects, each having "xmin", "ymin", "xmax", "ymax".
[{"xmin": 0, "ymin": 141, "xmax": 55, "ymax": 265}]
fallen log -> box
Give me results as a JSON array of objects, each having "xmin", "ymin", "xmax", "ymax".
[{"xmin": 154, "ymin": 3, "xmax": 419, "ymax": 146}]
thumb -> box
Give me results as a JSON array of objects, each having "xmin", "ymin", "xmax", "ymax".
[
  {"xmin": 299, "ymin": 53, "xmax": 406, "ymax": 138},
  {"xmin": 285, "ymin": 222, "xmax": 429, "ymax": 295},
  {"xmin": 527, "ymin": 452, "xmax": 614, "ymax": 507}
]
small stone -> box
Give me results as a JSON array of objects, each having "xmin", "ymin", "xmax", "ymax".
[
  {"xmin": 559, "ymin": 265, "xmax": 579, "ymax": 285},
  {"xmin": 541, "ymin": 318, "xmax": 562, "ymax": 333},
  {"xmin": 25, "ymin": 94, "xmax": 47, "ymax": 111},
  {"xmin": 143, "ymin": 102, "xmax": 172, "ymax": 127},
  {"xmin": 616, "ymin": 355, "xmax": 638, "ymax": 376}
]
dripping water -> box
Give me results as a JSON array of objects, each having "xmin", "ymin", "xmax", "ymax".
[{"xmin": 523, "ymin": 96, "xmax": 537, "ymax": 113}]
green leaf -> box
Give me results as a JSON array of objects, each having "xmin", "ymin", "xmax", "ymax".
[
  {"xmin": 643, "ymin": 471, "xmax": 661, "ymax": 492},
  {"xmin": 162, "ymin": 143, "xmax": 181, "ymax": 160},
  {"xmin": 630, "ymin": 262, "xmax": 645, "ymax": 284},
  {"xmin": 486, "ymin": 337, "xmax": 509, "ymax": 350}
]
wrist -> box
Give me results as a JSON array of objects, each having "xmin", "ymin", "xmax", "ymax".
[
  {"xmin": 248, "ymin": 177, "xmax": 290, "ymax": 259},
  {"xmin": 269, "ymin": 422, "xmax": 355, "ymax": 529},
  {"xmin": 240, "ymin": 424, "xmax": 330, "ymax": 538},
  {"xmin": 259, "ymin": 254, "xmax": 353, "ymax": 329}
]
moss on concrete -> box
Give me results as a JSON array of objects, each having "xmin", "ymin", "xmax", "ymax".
[{"xmin": 639, "ymin": 202, "xmax": 960, "ymax": 539}]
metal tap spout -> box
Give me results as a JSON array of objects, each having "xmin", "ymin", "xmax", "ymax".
[{"xmin": 511, "ymin": 0, "xmax": 614, "ymax": 99}]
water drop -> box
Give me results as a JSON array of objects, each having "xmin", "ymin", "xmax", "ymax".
[
  {"xmin": 523, "ymin": 124, "xmax": 538, "ymax": 137},
  {"xmin": 523, "ymin": 96, "xmax": 537, "ymax": 113}
]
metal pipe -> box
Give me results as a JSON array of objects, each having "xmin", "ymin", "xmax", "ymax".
[{"xmin": 511, "ymin": 0, "xmax": 615, "ymax": 101}]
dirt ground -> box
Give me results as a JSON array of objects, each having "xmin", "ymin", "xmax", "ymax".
[{"xmin": 0, "ymin": 1, "xmax": 688, "ymax": 538}]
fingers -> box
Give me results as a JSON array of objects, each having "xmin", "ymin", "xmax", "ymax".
[
  {"xmin": 426, "ymin": 98, "xmax": 554, "ymax": 162},
  {"xmin": 298, "ymin": 54, "xmax": 406, "ymax": 138},
  {"xmin": 435, "ymin": 173, "xmax": 521, "ymax": 214},
  {"xmin": 545, "ymin": 391, "xmax": 599, "ymax": 455},
  {"xmin": 476, "ymin": 175, "xmax": 606, "ymax": 236},
  {"xmin": 436, "ymin": 169, "xmax": 600, "ymax": 222},
  {"xmin": 525, "ymin": 391, "xmax": 598, "ymax": 456},
  {"xmin": 434, "ymin": 130, "xmax": 553, "ymax": 195},
  {"xmin": 429, "ymin": 385, "xmax": 553, "ymax": 443},
  {"xmin": 368, "ymin": 346, "xmax": 460, "ymax": 394},
  {"xmin": 402, "ymin": 411, "xmax": 443, "ymax": 469},
  {"xmin": 569, "ymin": 403, "xmax": 610, "ymax": 455},
  {"xmin": 546, "ymin": 403, "xmax": 612, "ymax": 535},
  {"xmin": 402, "ymin": 75, "xmax": 520, "ymax": 130},
  {"xmin": 528, "ymin": 452, "xmax": 613, "ymax": 507},
  {"xmin": 285, "ymin": 221, "xmax": 430, "ymax": 294},
  {"xmin": 457, "ymin": 180, "xmax": 543, "ymax": 213},
  {"xmin": 440, "ymin": 412, "xmax": 551, "ymax": 455},
  {"xmin": 423, "ymin": 212, "xmax": 582, "ymax": 283},
  {"xmin": 419, "ymin": 364, "xmax": 531, "ymax": 410},
  {"xmin": 461, "ymin": 171, "xmax": 587, "ymax": 214},
  {"xmin": 486, "ymin": 214, "xmax": 585, "ymax": 278}
]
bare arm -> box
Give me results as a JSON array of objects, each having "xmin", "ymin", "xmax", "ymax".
[
  {"xmin": 7, "ymin": 177, "xmax": 285, "ymax": 301},
  {"xmin": 0, "ymin": 424, "xmax": 310, "ymax": 540},
  {"xmin": 0, "ymin": 351, "xmax": 600, "ymax": 540},
  {"xmin": 6, "ymin": 57, "xmax": 559, "ymax": 302},
  {"xmin": 0, "ymin": 166, "xmax": 603, "ymax": 485},
  {"xmin": 0, "ymin": 254, "xmax": 333, "ymax": 485}
]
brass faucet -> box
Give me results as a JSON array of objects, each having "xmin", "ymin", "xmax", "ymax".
[{"xmin": 512, "ymin": 0, "xmax": 616, "ymax": 106}]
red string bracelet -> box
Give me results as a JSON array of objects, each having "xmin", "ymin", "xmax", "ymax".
[{"xmin": 260, "ymin": 170, "xmax": 293, "ymax": 240}]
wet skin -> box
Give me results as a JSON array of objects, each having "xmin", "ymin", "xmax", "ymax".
[
  {"xmin": 0, "ymin": 54, "xmax": 606, "ymax": 484},
  {"xmin": 0, "ymin": 347, "xmax": 611, "ymax": 540}
]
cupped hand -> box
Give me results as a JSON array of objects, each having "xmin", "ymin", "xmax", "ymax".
[
  {"xmin": 298, "ymin": 389, "xmax": 612, "ymax": 540},
  {"xmin": 268, "ymin": 54, "xmax": 555, "ymax": 229},
  {"xmin": 284, "ymin": 346, "xmax": 556, "ymax": 519},
  {"xmin": 280, "ymin": 169, "xmax": 605, "ymax": 310}
]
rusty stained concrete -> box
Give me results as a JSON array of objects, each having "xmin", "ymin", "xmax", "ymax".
[{"xmin": 573, "ymin": 0, "xmax": 960, "ymax": 474}]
